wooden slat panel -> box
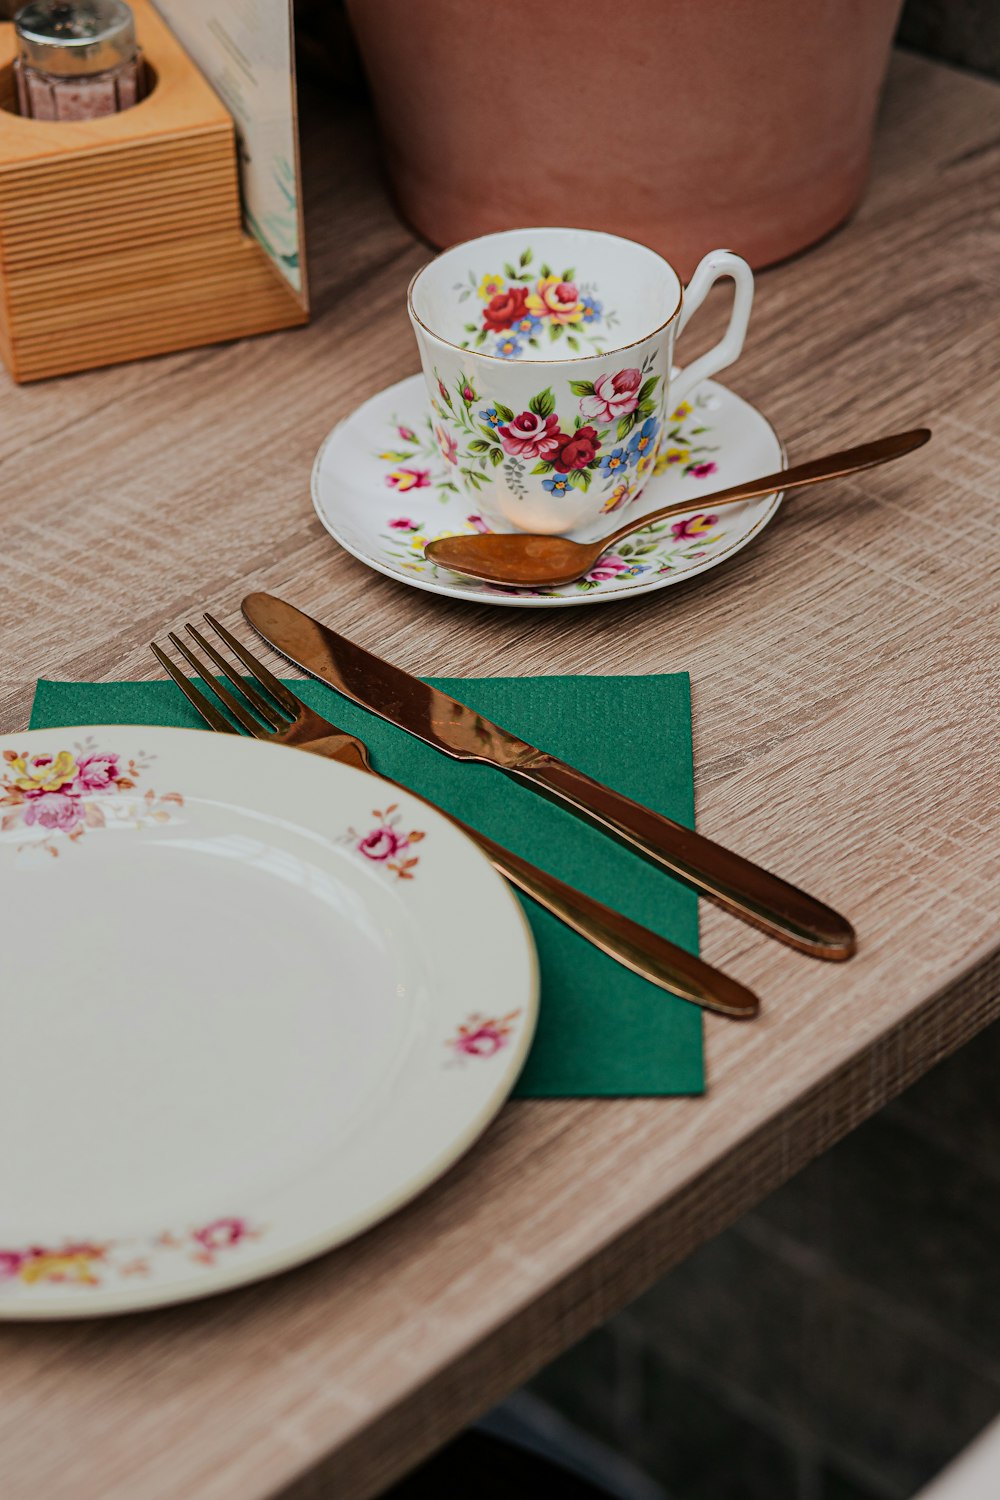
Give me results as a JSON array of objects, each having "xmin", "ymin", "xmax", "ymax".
[{"xmin": 0, "ymin": 0, "xmax": 301, "ymax": 380}]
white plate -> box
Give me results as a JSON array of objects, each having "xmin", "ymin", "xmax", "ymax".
[
  {"xmin": 312, "ymin": 373, "xmax": 785, "ymax": 607},
  {"xmin": 0, "ymin": 727, "xmax": 537, "ymax": 1317}
]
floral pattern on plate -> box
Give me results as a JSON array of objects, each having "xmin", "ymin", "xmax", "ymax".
[
  {"xmin": 447, "ymin": 1010, "xmax": 523, "ymax": 1063},
  {"xmin": 0, "ymin": 737, "xmax": 183, "ymax": 857},
  {"xmin": 453, "ymin": 246, "xmax": 618, "ymax": 358},
  {"xmin": 0, "ymin": 1217, "xmax": 262, "ymax": 1294},
  {"xmin": 343, "ymin": 803, "xmax": 425, "ymax": 880}
]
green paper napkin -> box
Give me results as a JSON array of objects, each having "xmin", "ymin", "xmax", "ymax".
[{"xmin": 30, "ymin": 675, "xmax": 703, "ymax": 1097}]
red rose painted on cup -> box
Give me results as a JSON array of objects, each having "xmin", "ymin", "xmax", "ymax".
[
  {"xmin": 498, "ymin": 411, "xmax": 562, "ymax": 460},
  {"xmin": 553, "ymin": 424, "xmax": 600, "ymax": 471},
  {"xmin": 482, "ymin": 285, "xmax": 530, "ymax": 333}
]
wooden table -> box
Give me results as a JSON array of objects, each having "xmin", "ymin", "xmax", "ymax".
[{"xmin": 1, "ymin": 51, "xmax": 998, "ymax": 1500}]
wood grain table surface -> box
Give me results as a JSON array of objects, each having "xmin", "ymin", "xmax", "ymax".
[{"xmin": 1, "ymin": 51, "xmax": 998, "ymax": 1500}]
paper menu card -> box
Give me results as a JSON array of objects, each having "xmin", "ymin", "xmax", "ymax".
[{"xmin": 153, "ymin": 0, "xmax": 307, "ymax": 303}]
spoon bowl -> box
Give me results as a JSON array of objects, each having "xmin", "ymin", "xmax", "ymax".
[
  {"xmin": 425, "ymin": 428, "xmax": 931, "ymax": 588},
  {"xmin": 424, "ymin": 533, "xmax": 600, "ymax": 589}
]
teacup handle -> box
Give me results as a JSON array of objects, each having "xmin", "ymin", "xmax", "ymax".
[{"xmin": 669, "ymin": 249, "xmax": 754, "ymax": 410}]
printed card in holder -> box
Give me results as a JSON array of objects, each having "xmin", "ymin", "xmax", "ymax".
[{"xmin": 153, "ymin": 0, "xmax": 308, "ymax": 301}]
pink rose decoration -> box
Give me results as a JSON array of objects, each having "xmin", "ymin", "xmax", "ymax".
[
  {"xmin": 587, "ymin": 553, "xmax": 632, "ymax": 583},
  {"xmin": 397, "ymin": 425, "xmax": 416, "ymax": 442},
  {"xmin": 75, "ymin": 753, "xmax": 120, "ymax": 792},
  {"xmin": 498, "ymin": 411, "xmax": 562, "ymax": 459},
  {"xmin": 526, "ymin": 278, "xmax": 583, "ymax": 325},
  {"xmin": 359, "ymin": 825, "xmax": 404, "ymax": 861},
  {"xmin": 194, "ymin": 1217, "xmax": 249, "ymax": 1252},
  {"xmin": 23, "ymin": 792, "xmax": 82, "ymax": 832},
  {"xmin": 0, "ymin": 1251, "xmax": 24, "ymax": 1279},
  {"xmin": 455, "ymin": 1022, "xmax": 507, "ymax": 1058},
  {"xmin": 671, "ymin": 513, "xmax": 718, "ymax": 541},
  {"xmin": 467, "ymin": 514, "xmax": 490, "ymax": 533},
  {"xmin": 386, "ymin": 466, "xmax": 431, "ymax": 492},
  {"xmin": 388, "ymin": 517, "xmax": 417, "ymax": 530},
  {"xmin": 690, "ymin": 461, "xmax": 718, "ymax": 479},
  {"xmin": 579, "ymin": 368, "xmax": 641, "ymax": 425},
  {"xmin": 434, "ymin": 425, "xmax": 459, "ymax": 465}
]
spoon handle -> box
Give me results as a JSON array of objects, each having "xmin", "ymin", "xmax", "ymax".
[{"xmin": 602, "ymin": 427, "xmax": 931, "ymax": 550}]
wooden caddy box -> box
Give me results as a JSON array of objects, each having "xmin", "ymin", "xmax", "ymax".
[{"xmin": 0, "ymin": 0, "xmax": 306, "ymax": 382}]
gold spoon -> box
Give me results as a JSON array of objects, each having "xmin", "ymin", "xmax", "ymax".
[{"xmin": 424, "ymin": 427, "xmax": 931, "ymax": 588}]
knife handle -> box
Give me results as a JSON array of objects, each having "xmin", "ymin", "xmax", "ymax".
[
  {"xmin": 453, "ymin": 820, "xmax": 758, "ymax": 1019},
  {"xmin": 511, "ymin": 757, "xmax": 856, "ymax": 961}
]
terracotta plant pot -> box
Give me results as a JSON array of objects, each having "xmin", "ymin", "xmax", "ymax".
[{"xmin": 345, "ymin": 0, "xmax": 903, "ymax": 276}]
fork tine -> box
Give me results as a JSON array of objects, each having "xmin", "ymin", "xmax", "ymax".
[
  {"xmin": 167, "ymin": 631, "xmax": 270, "ymax": 739},
  {"xmin": 203, "ymin": 612, "xmax": 304, "ymax": 718},
  {"xmin": 184, "ymin": 622, "xmax": 286, "ymax": 729},
  {"xmin": 150, "ymin": 642, "xmax": 239, "ymax": 735}
]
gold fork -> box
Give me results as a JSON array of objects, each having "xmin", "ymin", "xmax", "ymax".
[{"xmin": 150, "ymin": 615, "xmax": 759, "ymax": 1019}]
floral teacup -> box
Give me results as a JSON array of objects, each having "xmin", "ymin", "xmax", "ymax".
[{"xmin": 407, "ymin": 227, "xmax": 754, "ymax": 534}]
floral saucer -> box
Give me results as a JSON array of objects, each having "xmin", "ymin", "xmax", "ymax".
[{"xmin": 312, "ymin": 374, "xmax": 786, "ymax": 608}]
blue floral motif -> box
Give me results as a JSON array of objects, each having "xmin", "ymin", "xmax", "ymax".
[
  {"xmin": 599, "ymin": 446, "xmax": 630, "ymax": 477},
  {"xmin": 494, "ymin": 333, "xmax": 523, "ymax": 359},
  {"xmin": 580, "ymin": 294, "xmax": 603, "ymax": 324},
  {"xmin": 480, "ymin": 407, "xmax": 502, "ymax": 429},
  {"xmin": 512, "ymin": 312, "xmax": 543, "ymax": 338},
  {"xmin": 542, "ymin": 473, "xmax": 571, "ymax": 496},
  {"xmin": 627, "ymin": 416, "xmax": 661, "ymax": 463}
]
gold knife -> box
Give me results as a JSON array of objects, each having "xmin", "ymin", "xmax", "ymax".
[
  {"xmin": 153, "ymin": 617, "xmax": 759, "ymax": 1019},
  {"xmin": 242, "ymin": 591, "xmax": 856, "ymax": 961}
]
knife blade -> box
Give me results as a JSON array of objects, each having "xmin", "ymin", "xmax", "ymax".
[{"xmin": 242, "ymin": 591, "xmax": 856, "ymax": 961}]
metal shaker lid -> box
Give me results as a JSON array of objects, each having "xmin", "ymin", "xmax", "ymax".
[{"xmin": 14, "ymin": 1, "xmax": 138, "ymax": 78}]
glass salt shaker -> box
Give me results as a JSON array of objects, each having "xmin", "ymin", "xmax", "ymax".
[{"xmin": 14, "ymin": 0, "xmax": 146, "ymax": 121}]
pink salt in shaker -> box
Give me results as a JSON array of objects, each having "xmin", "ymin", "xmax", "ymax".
[{"xmin": 14, "ymin": 0, "xmax": 145, "ymax": 121}]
